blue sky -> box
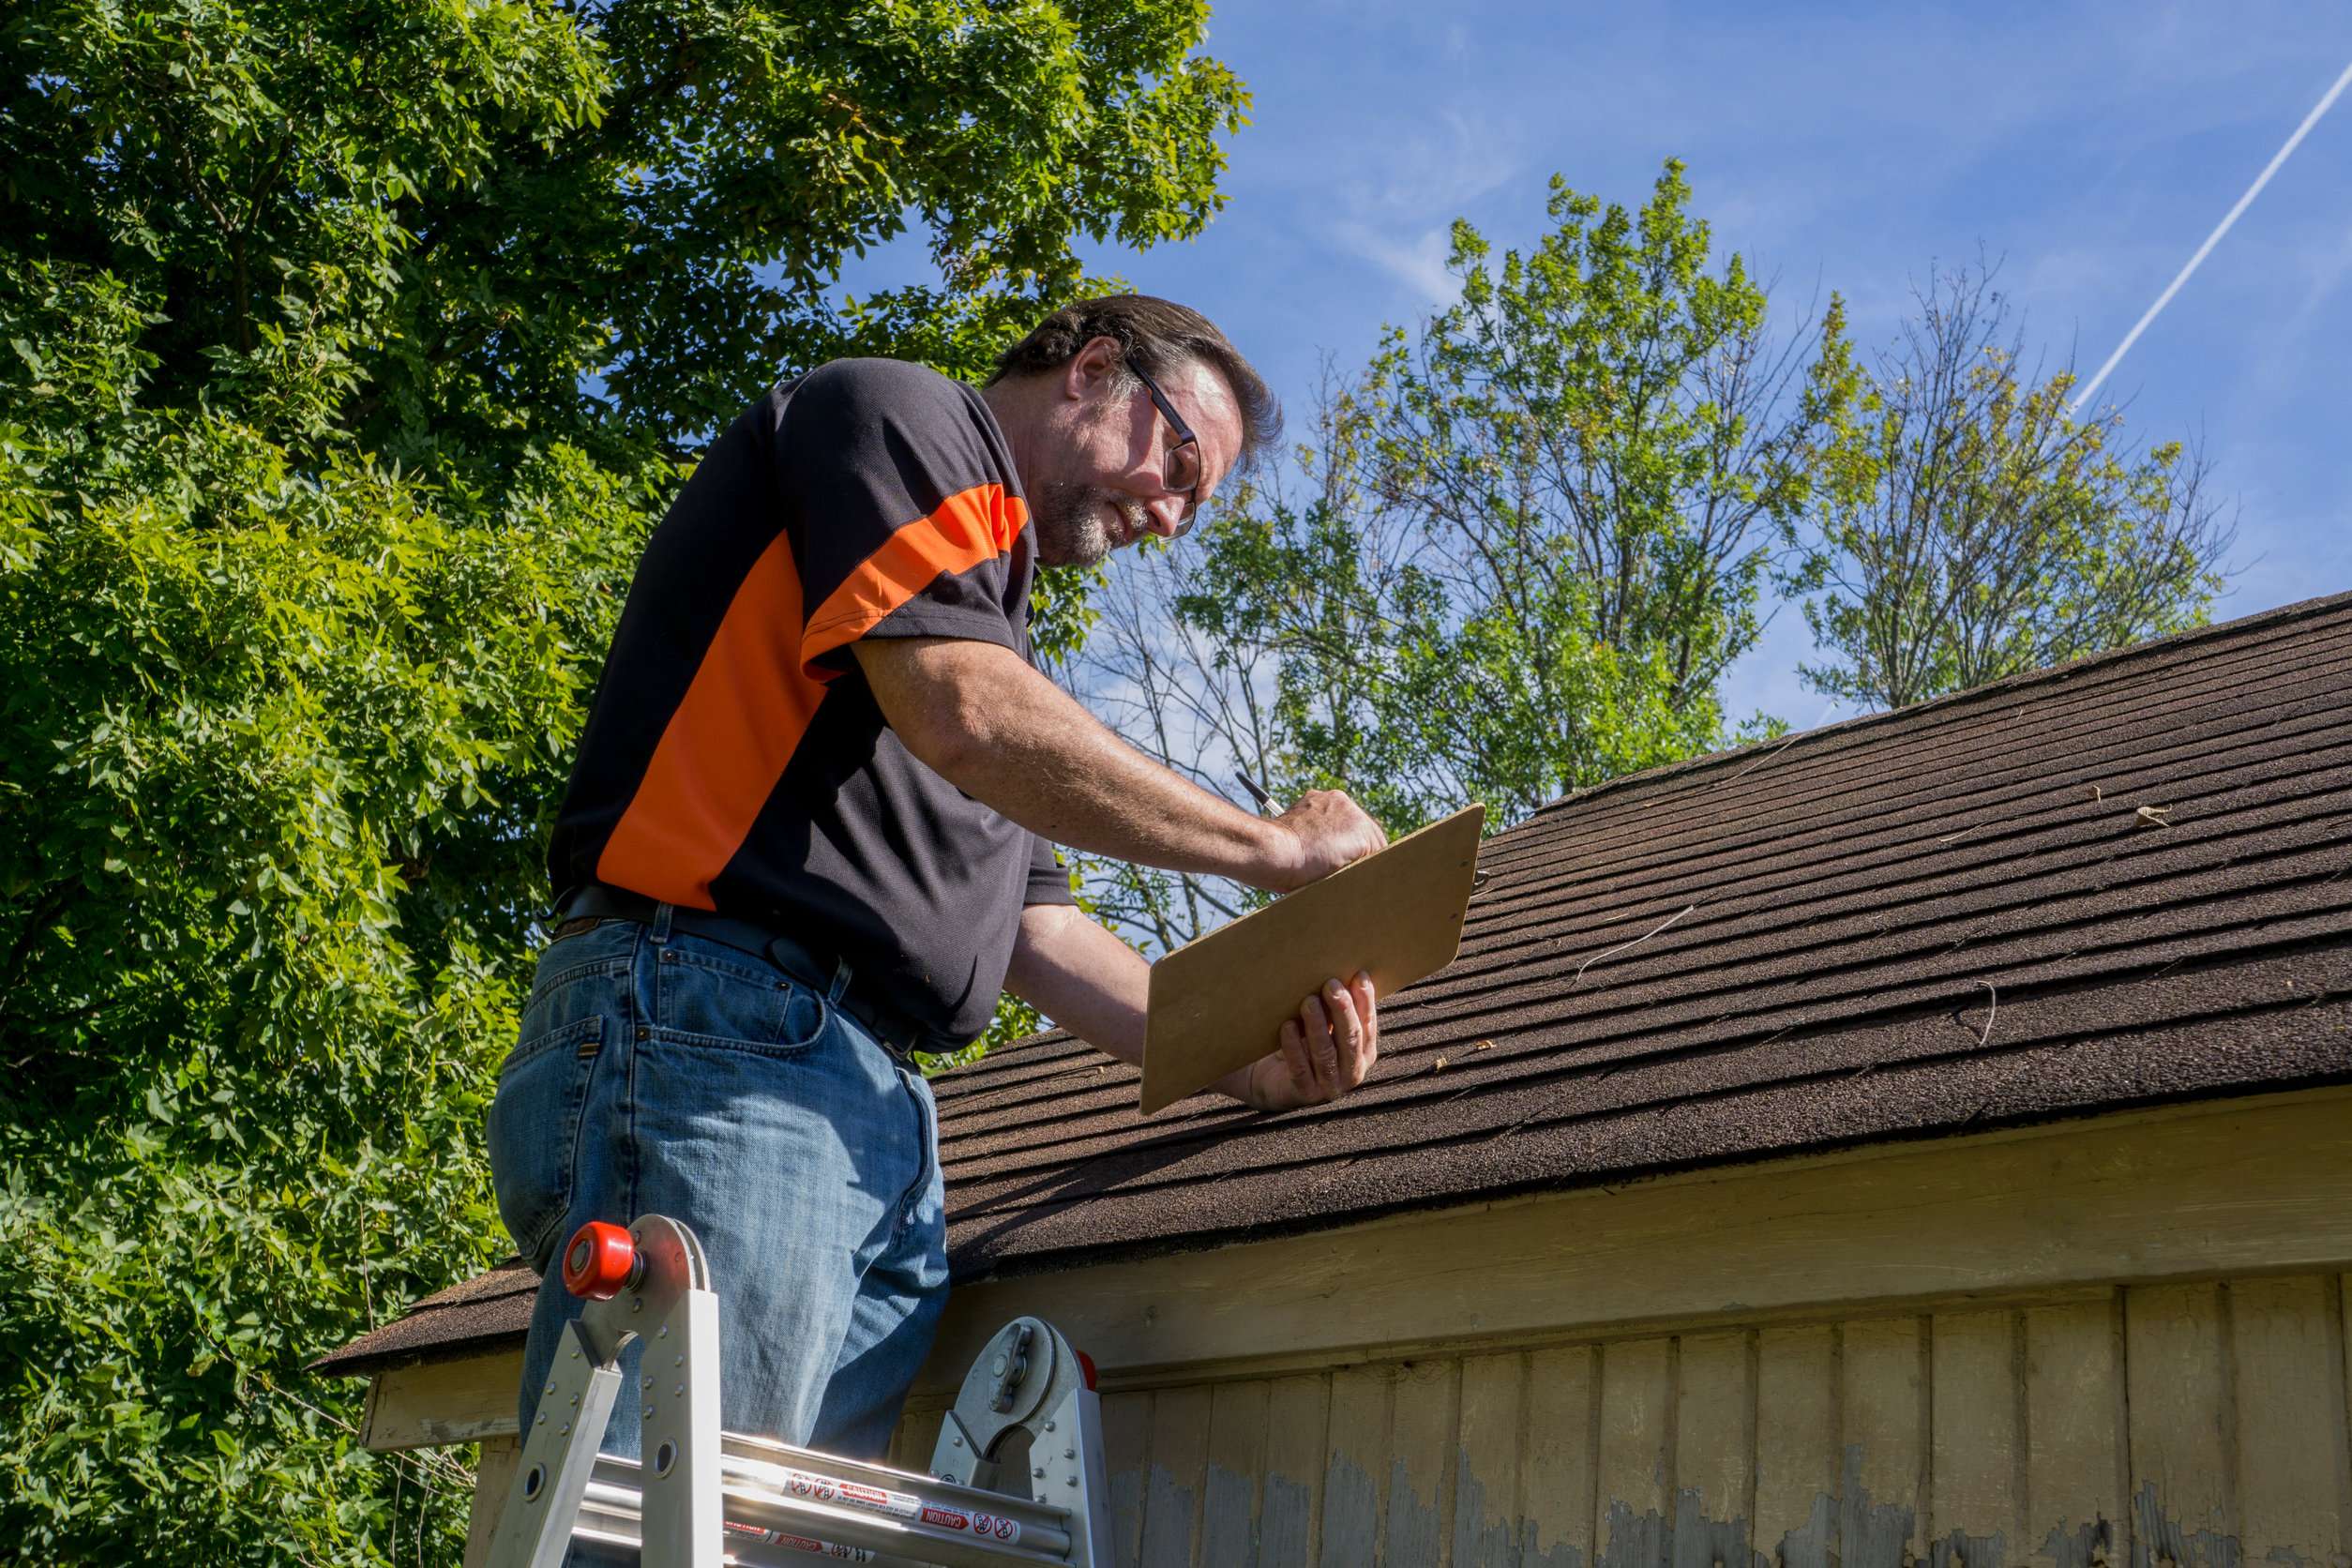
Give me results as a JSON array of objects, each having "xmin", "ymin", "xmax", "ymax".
[{"xmin": 871, "ymin": 2, "xmax": 2352, "ymax": 732}]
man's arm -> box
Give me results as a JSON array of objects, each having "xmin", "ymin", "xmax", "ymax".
[
  {"xmin": 852, "ymin": 637, "xmax": 1382, "ymax": 894},
  {"xmin": 1004, "ymin": 903, "xmax": 1377, "ymax": 1110}
]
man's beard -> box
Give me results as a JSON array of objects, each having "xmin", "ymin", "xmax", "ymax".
[{"xmin": 1031, "ymin": 482, "xmax": 1147, "ymax": 568}]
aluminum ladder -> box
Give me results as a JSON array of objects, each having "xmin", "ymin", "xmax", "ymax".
[{"xmin": 484, "ymin": 1214, "xmax": 1112, "ymax": 1568}]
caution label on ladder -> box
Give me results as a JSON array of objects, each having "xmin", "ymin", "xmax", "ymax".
[
  {"xmin": 776, "ymin": 1466, "xmax": 921, "ymax": 1521},
  {"xmin": 723, "ymin": 1520, "xmax": 875, "ymax": 1561},
  {"xmin": 920, "ymin": 1504, "xmax": 1022, "ymax": 1545}
]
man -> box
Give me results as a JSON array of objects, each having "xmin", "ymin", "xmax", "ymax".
[{"xmin": 487, "ymin": 295, "xmax": 1388, "ymax": 1468}]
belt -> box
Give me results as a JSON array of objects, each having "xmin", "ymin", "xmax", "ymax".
[{"xmin": 550, "ymin": 883, "xmax": 928, "ymax": 1058}]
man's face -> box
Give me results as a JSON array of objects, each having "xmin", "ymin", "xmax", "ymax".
[{"xmin": 1029, "ymin": 344, "xmax": 1244, "ymax": 569}]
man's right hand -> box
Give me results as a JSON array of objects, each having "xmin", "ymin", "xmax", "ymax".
[{"xmin": 1264, "ymin": 790, "xmax": 1388, "ymax": 892}]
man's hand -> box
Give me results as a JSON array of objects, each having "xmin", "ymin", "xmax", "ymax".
[
  {"xmin": 1264, "ymin": 792, "xmax": 1388, "ymax": 893},
  {"xmin": 1218, "ymin": 970, "xmax": 1379, "ymax": 1111}
]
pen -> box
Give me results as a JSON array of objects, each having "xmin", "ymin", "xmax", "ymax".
[{"xmin": 1234, "ymin": 771, "xmax": 1276, "ymax": 813}]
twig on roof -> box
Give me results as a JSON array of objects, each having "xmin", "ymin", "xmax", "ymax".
[
  {"xmin": 2135, "ymin": 805, "xmax": 2174, "ymax": 828},
  {"xmin": 2088, "ymin": 784, "xmax": 2103, "ymax": 803},
  {"xmin": 1716, "ymin": 736, "xmax": 1798, "ymax": 788},
  {"xmin": 1571, "ymin": 904, "xmax": 1696, "ymax": 988},
  {"xmin": 1936, "ymin": 825, "xmax": 1980, "ymax": 845},
  {"xmin": 1971, "ymin": 979, "xmax": 1998, "ymax": 1047}
]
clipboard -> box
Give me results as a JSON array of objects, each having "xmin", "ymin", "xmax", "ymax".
[{"xmin": 1139, "ymin": 804, "xmax": 1485, "ymax": 1114}]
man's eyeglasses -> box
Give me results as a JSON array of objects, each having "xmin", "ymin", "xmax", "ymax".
[{"xmin": 1124, "ymin": 355, "xmax": 1204, "ymax": 535}]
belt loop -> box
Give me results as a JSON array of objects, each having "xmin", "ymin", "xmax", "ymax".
[
  {"xmin": 826, "ymin": 957, "xmax": 852, "ymax": 1006},
  {"xmin": 651, "ymin": 901, "xmax": 674, "ymax": 943}
]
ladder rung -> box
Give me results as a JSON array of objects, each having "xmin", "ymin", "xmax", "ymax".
[
  {"xmin": 722, "ymin": 1428, "xmax": 1078, "ymax": 1548},
  {"xmin": 583, "ymin": 1468, "xmax": 1075, "ymax": 1568}
]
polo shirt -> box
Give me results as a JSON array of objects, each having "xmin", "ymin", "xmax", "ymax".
[{"xmin": 549, "ymin": 357, "xmax": 1076, "ymax": 1045}]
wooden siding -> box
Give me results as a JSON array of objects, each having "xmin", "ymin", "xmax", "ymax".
[{"xmin": 1048, "ymin": 1276, "xmax": 2352, "ymax": 1568}]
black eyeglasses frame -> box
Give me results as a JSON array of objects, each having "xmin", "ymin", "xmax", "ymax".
[{"xmin": 1123, "ymin": 354, "xmax": 1202, "ymax": 536}]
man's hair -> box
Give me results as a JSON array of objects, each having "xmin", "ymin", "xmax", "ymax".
[{"xmin": 988, "ymin": 294, "xmax": 1281, "ymax": 472}]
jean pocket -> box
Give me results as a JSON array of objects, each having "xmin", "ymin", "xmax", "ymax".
[
  {"xmin": 487, "ymin": 1014, "xmax": 604, "ymax": 1266},
  {"xmin": 652, "ymin": 942, "xmax": 828, "ymax": 1057}
]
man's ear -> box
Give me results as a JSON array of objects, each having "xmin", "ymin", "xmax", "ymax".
[{"xmin": 1061, "ymin": 335, "xmax": 1124, "ymax": 403}]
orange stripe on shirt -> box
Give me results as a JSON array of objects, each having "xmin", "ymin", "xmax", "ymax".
[
  {"xmin": 801, "ymin": 483, "xmax": 1024, "ymax": 673},
  {"xmin": 596, "ymin": 531, "xmax": 826, "ymax": 911}
]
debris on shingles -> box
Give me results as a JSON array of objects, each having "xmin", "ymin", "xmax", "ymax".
[
  {"xmin": 1472, "ymin": 1040, "xmax": 1494, "ymax": 1051},
  {"xmin": 1430, "ymin": 1056, "xmax": 1448, "ymax": 1074},
  {"xmin": 2135, "ymin": 805, "xmax": 2174, "ymax": 828},
  {"xmin": 1715, "ymin": 736, "xmax": 1798, "ymax": 789},
  {"xmin": 1570, "ymin": 904, "xmax": 1697, "ymax": 988},
  {"xmin": 2088, "ymin": 784, "xmax": 2103, "ymax": 803},
  {"xmin": 1937, "ymin": 825, "xmax": 1979, "ymax": 845},
  {"xmin": 1970, "ymin": 979, "xmax": 1998, "ymax": 1047}
]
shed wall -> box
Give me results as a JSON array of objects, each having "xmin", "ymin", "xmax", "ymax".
[{"xmin": 892, "ymin": 1276, "xmax": 2352, "ymax": 1568}]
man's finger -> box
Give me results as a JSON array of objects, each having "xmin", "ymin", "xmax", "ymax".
[
  {"xmin": 1301, "ymin": 994, "xmax": 1337, "ymax": 1097},
  {"xmin": 1278, "ymin": 1019, "xmax": 1315, "ymax": 1101},
  {"xmin": 1352, "ymin": 970, "xmax": 1380, "ymax": 1083},
  {"xmin": 1325, "ymin": 978, "xmax": 1368, "ymax": 1092}
]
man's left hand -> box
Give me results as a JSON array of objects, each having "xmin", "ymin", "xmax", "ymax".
[{"xmin": 1228, "ymin": 970, "xmax": 1378, "ymax": 1111}]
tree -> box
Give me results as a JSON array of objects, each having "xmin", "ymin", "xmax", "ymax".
[
  {"xmin": 1069, "ymin": 164, "xmax": 1861, "ymax": 949},
  {"xmin": 1784, "ymin": 266, "xmax": 2234, "ymax": 712},
  {"xmin": 0, "ymin": 0, "xmax": 1249, "ymax": 1558}
]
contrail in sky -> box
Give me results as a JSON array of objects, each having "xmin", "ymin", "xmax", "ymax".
[{"xmin": 2073, "ymin": 54, "xmax": 2352, "ymax": 415}]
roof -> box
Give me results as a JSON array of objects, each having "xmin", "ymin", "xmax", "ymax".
[
  {"xmin": 312, "ymin": 1258, "xmax": 537, "ymax": 1376},
  {"xmin": 314, "ymin": 589, "xmax": 2352, "ymax": 1378}
]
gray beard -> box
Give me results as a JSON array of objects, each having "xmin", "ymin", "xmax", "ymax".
[{"xmin": 1030, "ymin": 482, "xmax": 1144, "ymax": 568}]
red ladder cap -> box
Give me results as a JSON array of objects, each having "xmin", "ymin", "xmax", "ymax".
[{"xmin": 563, "ymin": 1220, "xmax": 638, "ymax": 1300}]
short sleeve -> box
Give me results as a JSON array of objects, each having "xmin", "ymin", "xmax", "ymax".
[
  {"xmin": 1025, "ymin": 834, "xmax": 1077, "ymax": 907},
  {"xmin": 776, "ymin": 358, "xmax": 1029, "ymax": 679}
]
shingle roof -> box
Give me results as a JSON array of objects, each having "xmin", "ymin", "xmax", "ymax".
[
  {"xmin": 309, "ymin": 1258, "xmax": 536, "ymax": 1376},
  {"xmin": 313, "ymin": 589, "xmax": 2352, "ymax": 1378},
  {"xmin": 935, "ymin": 588, "xmax": 2352, "ymax": 1278}
]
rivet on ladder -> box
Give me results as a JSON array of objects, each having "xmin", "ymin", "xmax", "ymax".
[{"xmin": 642, "ymin": 1403, "xmax": 654, "ymax": 1418}]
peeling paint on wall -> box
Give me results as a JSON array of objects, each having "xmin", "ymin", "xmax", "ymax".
[
  {"xmin": 2132, "ymin": 1482, "xmax": 2245, "ymax": 1568},
  {"xmin": 1202, "ymin": 1462, "xmax": 1258, "ymax": 1566},
  {"xmin": 1097, "ymin": 1275, "xmax": 2352, "ymax": 1567}
]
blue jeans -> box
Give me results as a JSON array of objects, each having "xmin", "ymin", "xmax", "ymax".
[{"xmin": 486, "ymin": 906, "xmax": 950, "ymax": 1464}]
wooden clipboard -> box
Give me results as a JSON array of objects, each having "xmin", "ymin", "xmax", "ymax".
[{"xmin": 1139, "ymin": 804, "xmax": 1485, "ymax": 1114}]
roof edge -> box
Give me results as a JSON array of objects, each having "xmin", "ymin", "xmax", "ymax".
[{"xmin": 1529, "ymin": 587, "xmax": 2352, "ymax": 822}]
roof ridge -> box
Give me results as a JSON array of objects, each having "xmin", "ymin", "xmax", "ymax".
[{"xmin": 1525, "ymin": 588, "xmax": 2352, "ymax": 823}]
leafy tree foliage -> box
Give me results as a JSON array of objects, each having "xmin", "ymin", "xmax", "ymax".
[
  {"xmin": 1783, "ymin": 267, "xmax": 2233, "ymax": 711},
  {"xmin": 1073, "ymin": 165, "xmax": 1857, "ymax": 948},
  {"xmin": 0, "ymin": 0, "xmax": 1247, "ymax": 1558}
]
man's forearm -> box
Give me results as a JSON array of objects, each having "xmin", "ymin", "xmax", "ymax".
[{"xmin": 855, "ymin": 637, "xmax": 1299, "ymax": 887}]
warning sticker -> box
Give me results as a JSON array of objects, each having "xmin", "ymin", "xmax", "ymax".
[
  {"xmin": 915, "ymin": 1502, "xmax": 1022, "ymax": 1544},
  {"xmin": 767, "ymin": 1533, "xmax": 874, "ymax": 1562},
  {"xmin": 969, "ymin": 1511, "xmax": 1023, "ymax": 1545},
  {"xmin": 778, "ymin": 1468, "xmax": 918, "ymax": 1520}
]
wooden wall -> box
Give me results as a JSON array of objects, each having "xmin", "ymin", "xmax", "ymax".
[{"xmin": 891, "ymin": 1274, "xmax": 2352, "ymax": 1568}]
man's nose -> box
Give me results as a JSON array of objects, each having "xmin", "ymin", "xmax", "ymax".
[{"xmin": 1143, "ymin": 491, "xmax": 1187, "ymax": 537}]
